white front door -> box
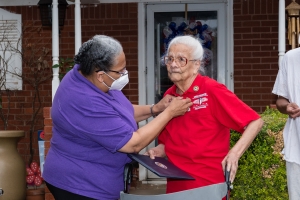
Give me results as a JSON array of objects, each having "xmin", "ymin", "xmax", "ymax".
[{"xmin": 138, "ymin": 1, "xmax": 233, "ymax": 181}]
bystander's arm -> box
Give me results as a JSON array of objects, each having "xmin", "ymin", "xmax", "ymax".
[
  {"xmin": 276, "ymin": 96, "xmax": 290, "ymax": 114},
  {"xmin": 276, "ymin": 96, "xmax": 300, "ymax": 119}
]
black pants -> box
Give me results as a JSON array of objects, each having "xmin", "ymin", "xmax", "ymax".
[{"xmin": 45, "ymin": 181, "xmax": 96, "ymax": 200}]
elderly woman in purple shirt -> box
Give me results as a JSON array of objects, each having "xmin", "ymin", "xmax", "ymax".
[{"xmin": 43, "ymin": 35, "xmax": 192, "ymax": 200}]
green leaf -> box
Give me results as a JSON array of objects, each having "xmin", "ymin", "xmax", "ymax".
[
  {"xmin": 230, "ymin": 107, "xmax": 288, "ymax": 199},
  {"xmin": 52, "ymin": 64, "xmax": 60, "ymax": 68}
]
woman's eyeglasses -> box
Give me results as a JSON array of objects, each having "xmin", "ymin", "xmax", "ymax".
[
  {"xmin": 96, "ymin": 68, "xmax": 128, "ymax": 76},
  {"xmin": 108, "ymin": 68, "xmax": 128, "ymax": 76},
  {"xmin": 164, "ymin": 56, "xmax": 197, "ymax": 67}
]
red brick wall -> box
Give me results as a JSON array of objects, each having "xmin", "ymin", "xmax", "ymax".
[
  {"xmin": 0, "ymin": 6, "xmax": 53, "ymax": 165},
  {"xmin": 233, "ymin": 0, "xmax": 292, "ymax": 112},
  {"xmin": 60, "ymin": 3, "xmax": 139, "ymax": 103}
]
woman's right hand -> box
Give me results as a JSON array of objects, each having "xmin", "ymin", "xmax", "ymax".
[
  {"xmin": 165, "ymin": 96, "xmax": 192, "ymax": 118},
  {"xmin": 144, "ymin": 144, "xmax": 166, "ymax": 159},
  {"xmin": 119, "ymin": 97, "xmax": 192, "ymax": 154}
]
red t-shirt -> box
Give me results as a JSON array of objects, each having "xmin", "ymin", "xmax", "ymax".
[{"xmin": 158, "ymin": 75, "xmax": 260, "ymax": 194}]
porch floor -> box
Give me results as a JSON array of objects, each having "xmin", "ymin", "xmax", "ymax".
[{"xmin": 128, "ymin": 180, "xmax": 166, "ymax": 195}]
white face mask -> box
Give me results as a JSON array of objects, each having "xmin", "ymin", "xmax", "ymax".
[{"xmin": 103, "ymin": 71, "xmax": 129, "ymax": 91}]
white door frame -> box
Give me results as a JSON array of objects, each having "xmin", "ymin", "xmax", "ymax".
[{"xmin": 137, "ymin": 0, "xmax": 233, "ymax": 182}]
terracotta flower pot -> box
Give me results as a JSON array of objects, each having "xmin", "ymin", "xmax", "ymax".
[
  {"xmin": 0, "ymin": 130, "xmax": 26, "ymax": 200},
  {"xmin": 26, "ymin": 188, "xmax": 45, "ymax": 200}
]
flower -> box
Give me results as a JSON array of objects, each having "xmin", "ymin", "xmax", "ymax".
[{"xmin": 26, "ymin": 162, "xmax": 43, "ymax": 187}]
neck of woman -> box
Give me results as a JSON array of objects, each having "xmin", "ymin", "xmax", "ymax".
[
  {"xmin": 176, "ymin": 74, "xmax": 197, "ymax": 95},
  {"xmin": 79, "ymin": 70, "xmax": 109, "ymax": 93}
]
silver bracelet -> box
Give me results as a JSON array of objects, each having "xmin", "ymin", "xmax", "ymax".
[{"xmin": 150, "ymin": 104, "xmax": 156, "ymax": 118}]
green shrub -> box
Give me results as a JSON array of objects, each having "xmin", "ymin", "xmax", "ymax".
[{"xmin": 230, "ymin": 107, "xmax": 288, "ymax": 200}]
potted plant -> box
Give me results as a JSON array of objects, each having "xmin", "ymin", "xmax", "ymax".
[{"xmin": 26, "ymin": 161, "xmax": 45, "ymax": 200}]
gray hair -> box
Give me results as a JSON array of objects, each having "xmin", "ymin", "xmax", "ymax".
[
  {"xmin": 74, "ymin": 35, "xmax": 123, "ymax": 75},
  {"xmin": 167, "ymin": 35, "xmax": 204, "ymax": 60}
]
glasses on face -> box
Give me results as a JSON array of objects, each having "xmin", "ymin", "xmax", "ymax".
[
  {"xmin": 108, "ymin": 68, "xmax": 128, "ymax": 76},
  {"xmin": 95, "ymin": 68, "xmax": 128, "ymax": 76},
  {"xmin": 164, "ymin": 56, "xmax": 197, "ymax": 67}
]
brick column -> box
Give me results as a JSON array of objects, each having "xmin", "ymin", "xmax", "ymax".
[{"xmin": 43, "ymin": 107, "xmax": 54, "ymax": 200}]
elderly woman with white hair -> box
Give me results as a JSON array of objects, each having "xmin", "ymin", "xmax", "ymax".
[
  {"xmin": 146, "ymin": 35, "xmax": 263, "ymax": 199},
  {"xmin": 42, "ymin": 35, "xmax": 192, "ymax": 200}
]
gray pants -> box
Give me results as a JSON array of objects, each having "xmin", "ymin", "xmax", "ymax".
[{"xmin": 286, "ymin": 161, "xmax": 300, "ymax": 200}]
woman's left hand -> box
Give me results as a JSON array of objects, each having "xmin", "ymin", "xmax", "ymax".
[
  {"xmin": 221, "ymin": 151, "xmax": 239, "ymax": 184},
  {"xmin": 152, "ymin": 94, "xmax": 175, "ymax": 114},
  {"xmin": 222, "ymin": 118, "xmax": 263, "ymax": 183}
]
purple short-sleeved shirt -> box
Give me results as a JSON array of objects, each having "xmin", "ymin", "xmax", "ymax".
[{"xmin": 43, "ymin": 64, "xmax": 136, "ymax": 199}]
